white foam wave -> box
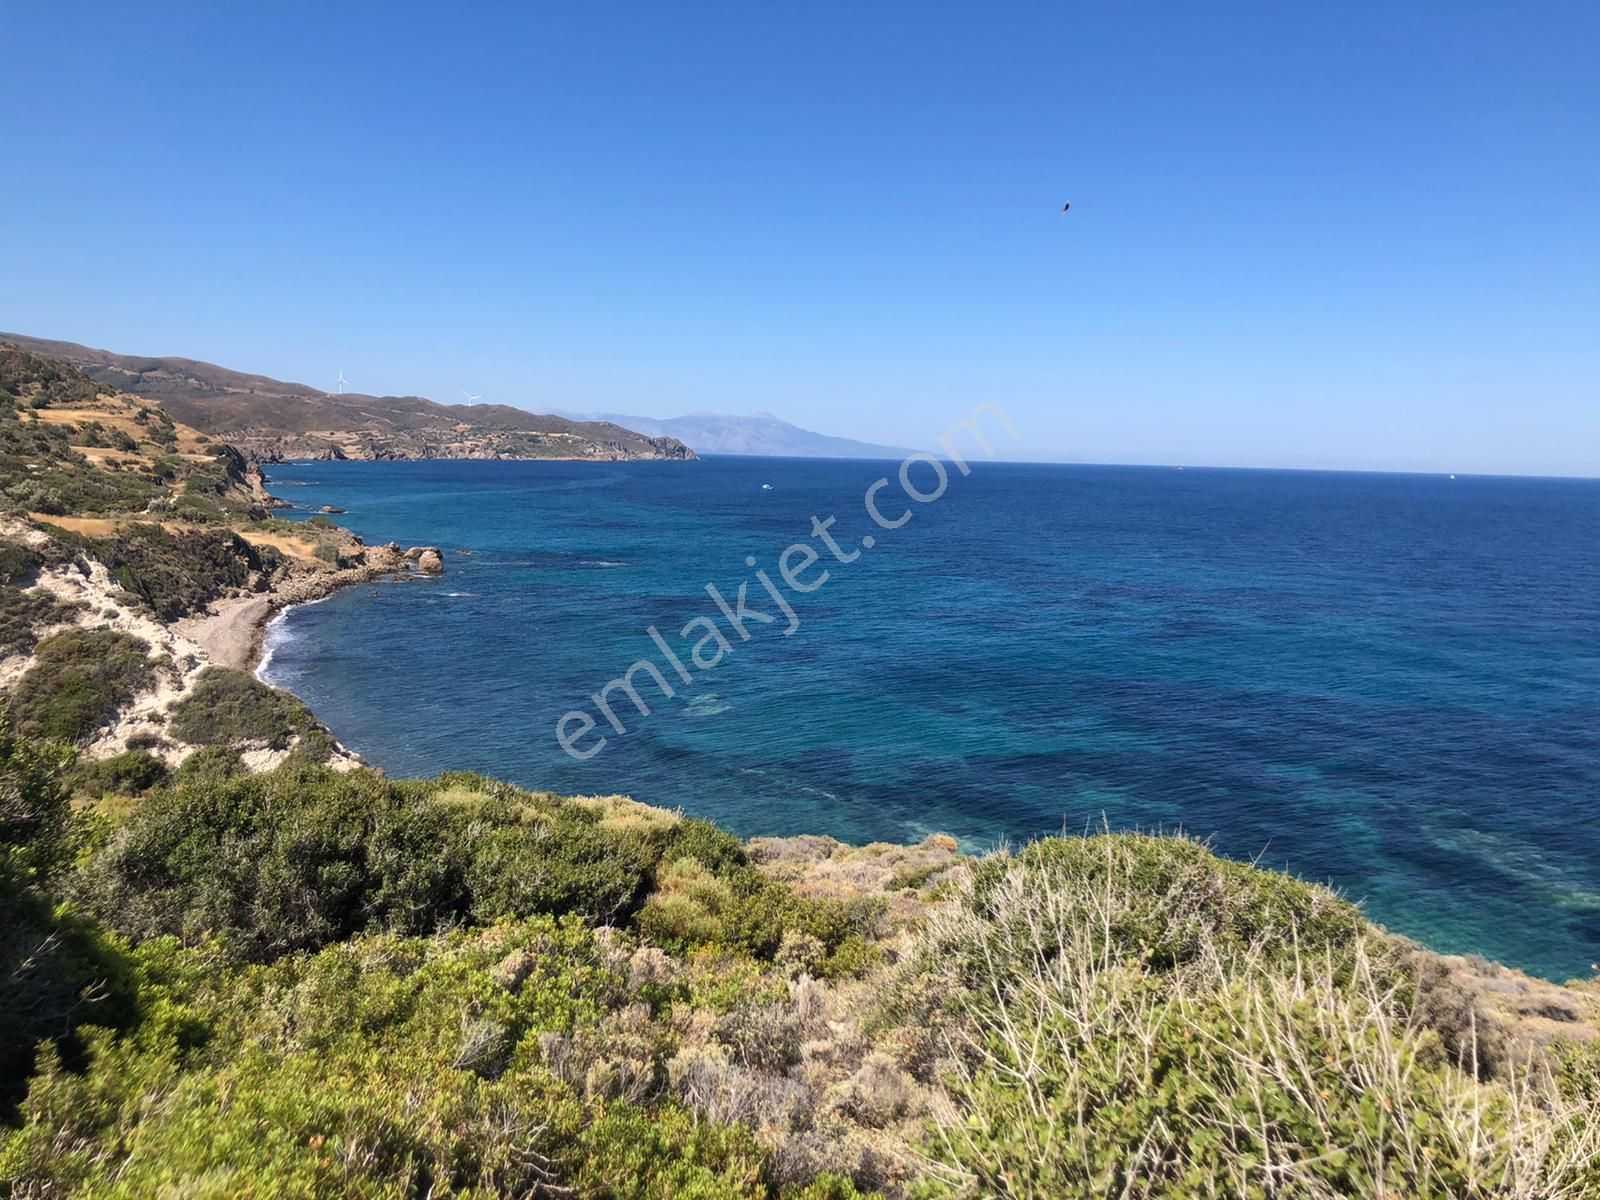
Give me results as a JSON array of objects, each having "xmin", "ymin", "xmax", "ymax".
[{"xmin": 254, "ymin": 592, "xmax": 336, "ymax": 683}]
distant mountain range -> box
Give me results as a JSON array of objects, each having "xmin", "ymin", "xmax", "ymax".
[
  {"xmin": 0, "ymin": 334, "xmax": 695, "ymax": 464},
  {"xmin": 0, "ymin": 332, "xmax": 901, "ymax": 464},
  {"xmin": 554, "ymin": 410, "xmax": 908, "ymax": 459}
]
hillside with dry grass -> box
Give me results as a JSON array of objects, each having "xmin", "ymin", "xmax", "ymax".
[
  {"xmin": 0, "ymin": 344, "xmax": 422, "ymax": 769},
  {"xmin": 0, "ymin": 333, "xmax": 696, "ymax": 463}
]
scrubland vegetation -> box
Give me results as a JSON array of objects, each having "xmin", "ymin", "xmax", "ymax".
[
  {"xmin": 9, "ymin": 630, "xmax": 154, "ymax": 745},
  {"xmin": 0, "ymin": 344, "xmax": 1595, "ymax": 1195},
  {"xmin": 0, "ymin": 733, "xmax": 1595, "ymax": 1198},
  {"xmin": 166, "ymin": 667, "xmax": 331, "ymax": 759},
  {"xmin": 45, "ymin": 523, "xmax": 278, "ymax": 622}
]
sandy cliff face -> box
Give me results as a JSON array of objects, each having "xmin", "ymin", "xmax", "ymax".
[{"xmin": 0, "ymin": 513, "xmax": 449, "ymax": 772}]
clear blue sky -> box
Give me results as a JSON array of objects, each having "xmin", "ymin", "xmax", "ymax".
[{"xmin": 3, "ymin": 3, "xmax": 1595, "ymax": 475}]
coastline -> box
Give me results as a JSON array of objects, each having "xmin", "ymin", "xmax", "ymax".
[{"xmin": 175, "ymin": 538, "xmax": 435, "ymax": 675}]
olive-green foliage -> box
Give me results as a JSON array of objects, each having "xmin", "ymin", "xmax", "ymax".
[
  {"xmin": 168, "ymin": 666, "xmax": 324, "ymax": 753},
  {"xmin": 0, "ymin": 538, "xmax": 41, "ymax": 583},
  {"xmin": 67, "ymin": 749, "xmax": 170, "ymax": 798},
  {"xmin": 0, "ymin": 882, "xmax": 134, "ymax": 1116},
  {"xmin": 3, "ymin": 460, "xmax": 163, "ymax": 518},
  {"xmin": 9, "ymin": 629, "xmax": 153, "ymax": 744},
  {"xmin": 0, "ymin": 395, "xmax": 166, "ymax": 514},
  {"xmin": 0, "ymin": 345, "xmax": 101, "ymax": 409},
  {"xmin": 904, "ymin": 835, "xmax": 1599, "ymax": 1199},
  {"xmin": 71, "ymin": 523, "xmax": 271, "ymax": 621},
  {"xmin": 0, "ymin": 724, "xmax": 75, "ymax": 880},
  {"xmin": 0, "ymin": 922, "xmax": 787, "ymax": 1198},
  {"xmin": 637, "ymin": 854, "xmax": 883, "ymax": 980},
  {"xmin": 79, "ymin": 764, "xmax": 660, "ymax": 961},
  {"xmin": 0, "ymin": 349, "xmax": 262, "ymax": 521},
  {"xmin": 0, "ymin": 583, "xmax": 80, "ymax": 656},
  {"xmin": 663, "ymin": 815, "xmax": 750, "ymax": 873},
  {"xmin": 967, "ymin": 832, "xmax": 1369, "ymax": 974},
  {"xmin": 71, "ymin": 421, "xmax": 137, "ymax": 453},
  {"xmin": 0, "ymin": 400, "xmax": 74, "ymax": 465},
  {"xmin": 0, "ymin": 727, "xmax": 135, "ymax": 1113},
  {"xmin": 171, "ymin": 743, "xmax": 245, "ymax": 786}
]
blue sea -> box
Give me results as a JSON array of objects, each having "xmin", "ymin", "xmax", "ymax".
[{"xmin": 259, "ymin": 457, "xmax": 1600, "ymax": 980}]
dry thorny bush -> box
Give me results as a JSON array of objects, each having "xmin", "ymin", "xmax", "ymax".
[{"xmin": 900, "ymin": 837, "xmax": 1600, "ymax": 1199}]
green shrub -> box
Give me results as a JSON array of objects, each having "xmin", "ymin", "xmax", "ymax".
[
  {"xmin": 663, "ymin": 816, "xmax": 749, "ymax": 873},
  {"xmin": 0, "ymin": 584, "xmax": 80, "ymax": 656},
  {"xmin": 0, "ymin": 728, "xmax": 135, "ymax": 1114},
  {"xmin": 68, "ymin": 750, "xmax": 170, "ymax": 798},
  {"xmin": 0, "ymin": 724, "xmax": 76, "ymax": 879},
  {"xmin": 0, "ymin": 345, "xmax": 101, "ymax": 409},
  {"xmin": 9, "ymin": 630, "xmax": 153, "ymax": 744},
  {"xmin": 968, "ymin": 832, "xmax": 1367, "ymax": 974},
  {"xmin": 78, "ymin": 764, "xmax": 660, "ymax": 962},
  {"xmin": 0, "ymin": 917, "xmax": 791, "ymax": 1198},
  {"xmin": 463, "ymin": 811, "xmax": 658, "ymax": 928},
  {"xmin": 168, "ymin": 666, "xmax": 325, "ymax": 752},
  {"xmin": 77, "ymin": 523, "xmax": 271, "ymax": 621},
  {"xmin": 637, "ymin": 857, "xmax": 882, "ymax": 980},
  {"xmin": 171, "ymin": 743, "xmax": 245, "ymax": 785},
  {"xmin": 0, "ymin": 538, "xmax": 41, "ymax": 583},
  {"xmin": 901, "ymin": 835, "xmax": 1599, "ymax": 1199},
  {"xmin": 0, "ymin": 880, "xmax": 135, "ymax": 1117},
  {"xmin": 4, "ymin": 461, "xmax": 163, "ymax": 517}
]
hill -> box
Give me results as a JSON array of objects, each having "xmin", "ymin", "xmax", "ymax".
[
  {"xmin": 0, "ymin": 333, "xmax": 696, "ymax": 463},
  {"xmin": 0, "ymin": 343, "xmax": 436, "ymax": 763},
  {"xmin": 565, "ymin": 409, "xmax": 910, "ymax": 458}
]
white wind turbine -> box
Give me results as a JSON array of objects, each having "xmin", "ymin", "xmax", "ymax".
[
  {"xmin": 335, "ymin": 370, "xmax": 349, "ymax": 395},
  {"xmin": 463, "ymin": 389, "xmax": 483, "ymax": 402}
]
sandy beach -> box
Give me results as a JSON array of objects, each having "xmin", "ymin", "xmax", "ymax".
[
  {"xmin": 174, "ymin": 594, "xmax": 276, "ymax": 671},
  {"xmin": 173, "ymin": 541, "xmax": 434, "ymax": 675}
]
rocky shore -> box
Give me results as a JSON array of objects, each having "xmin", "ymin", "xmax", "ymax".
[{"xmin": 179, "ymin": 535, "xmax": 447, "ymax": 673}]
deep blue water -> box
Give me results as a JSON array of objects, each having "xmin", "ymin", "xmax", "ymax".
[{"xmin": 260, "ymin": 457, "xmax": 1600, "ymax": 980}]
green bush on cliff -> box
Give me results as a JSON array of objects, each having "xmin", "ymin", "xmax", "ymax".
[
  {"xmin": 0, "ymin": 584, "xmax": 81, "ymax": 656},
  {"xmin": 0, "ymin": 538, "xmax": 41, "ymax": 583},
  {"xmin": 637, "ymin": 856, "xmax": 883, "ymax": 980},
  {"xmin": 0, "ymin": 726, "xmax": 136, "ymax": 1113},
  {"xmin": 67, "ymin": 749, "xmax": 170, "ymax": 798},
  {"xmin": 170, "ymin": 742, "xmax": 245, "ymax": 785},
  {"xmin": 168, "ymin": 666, "xmax": 324, "ymax": 752},
  {"xmin": 0, "ymin": 732, "xmax": 1594, "ymax": 1199},
  {"xmin": 71, "ymin": 523, "xmax": 271, "ymax": 621},
  {"xmin": 0, "ymin": 346, "xmax": 103, "ymax": 409},
  {"xmin": 0, "ymin": 921, "xmax": 780, "ymax": 1199},
  {"xmin": 899, "ymin": 834, "xmax": 1600, "ymax": 1199},
  {"xmin": 9, "ymin": 629, "xmax": 154, "ymax": 744},
  {"xmin": 79, "ymin": 765, "xmax": 660, "ymax": 961}
]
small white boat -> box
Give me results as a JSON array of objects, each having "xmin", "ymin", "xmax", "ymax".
[{"xmin": 761, "ymin": 483, "xmax": 774, "ymax": 490}]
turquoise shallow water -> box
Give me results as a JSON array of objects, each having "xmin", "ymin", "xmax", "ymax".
[{"xmin": 260, "ymin": 457, "xmax": 1600, "ymax": 979}]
